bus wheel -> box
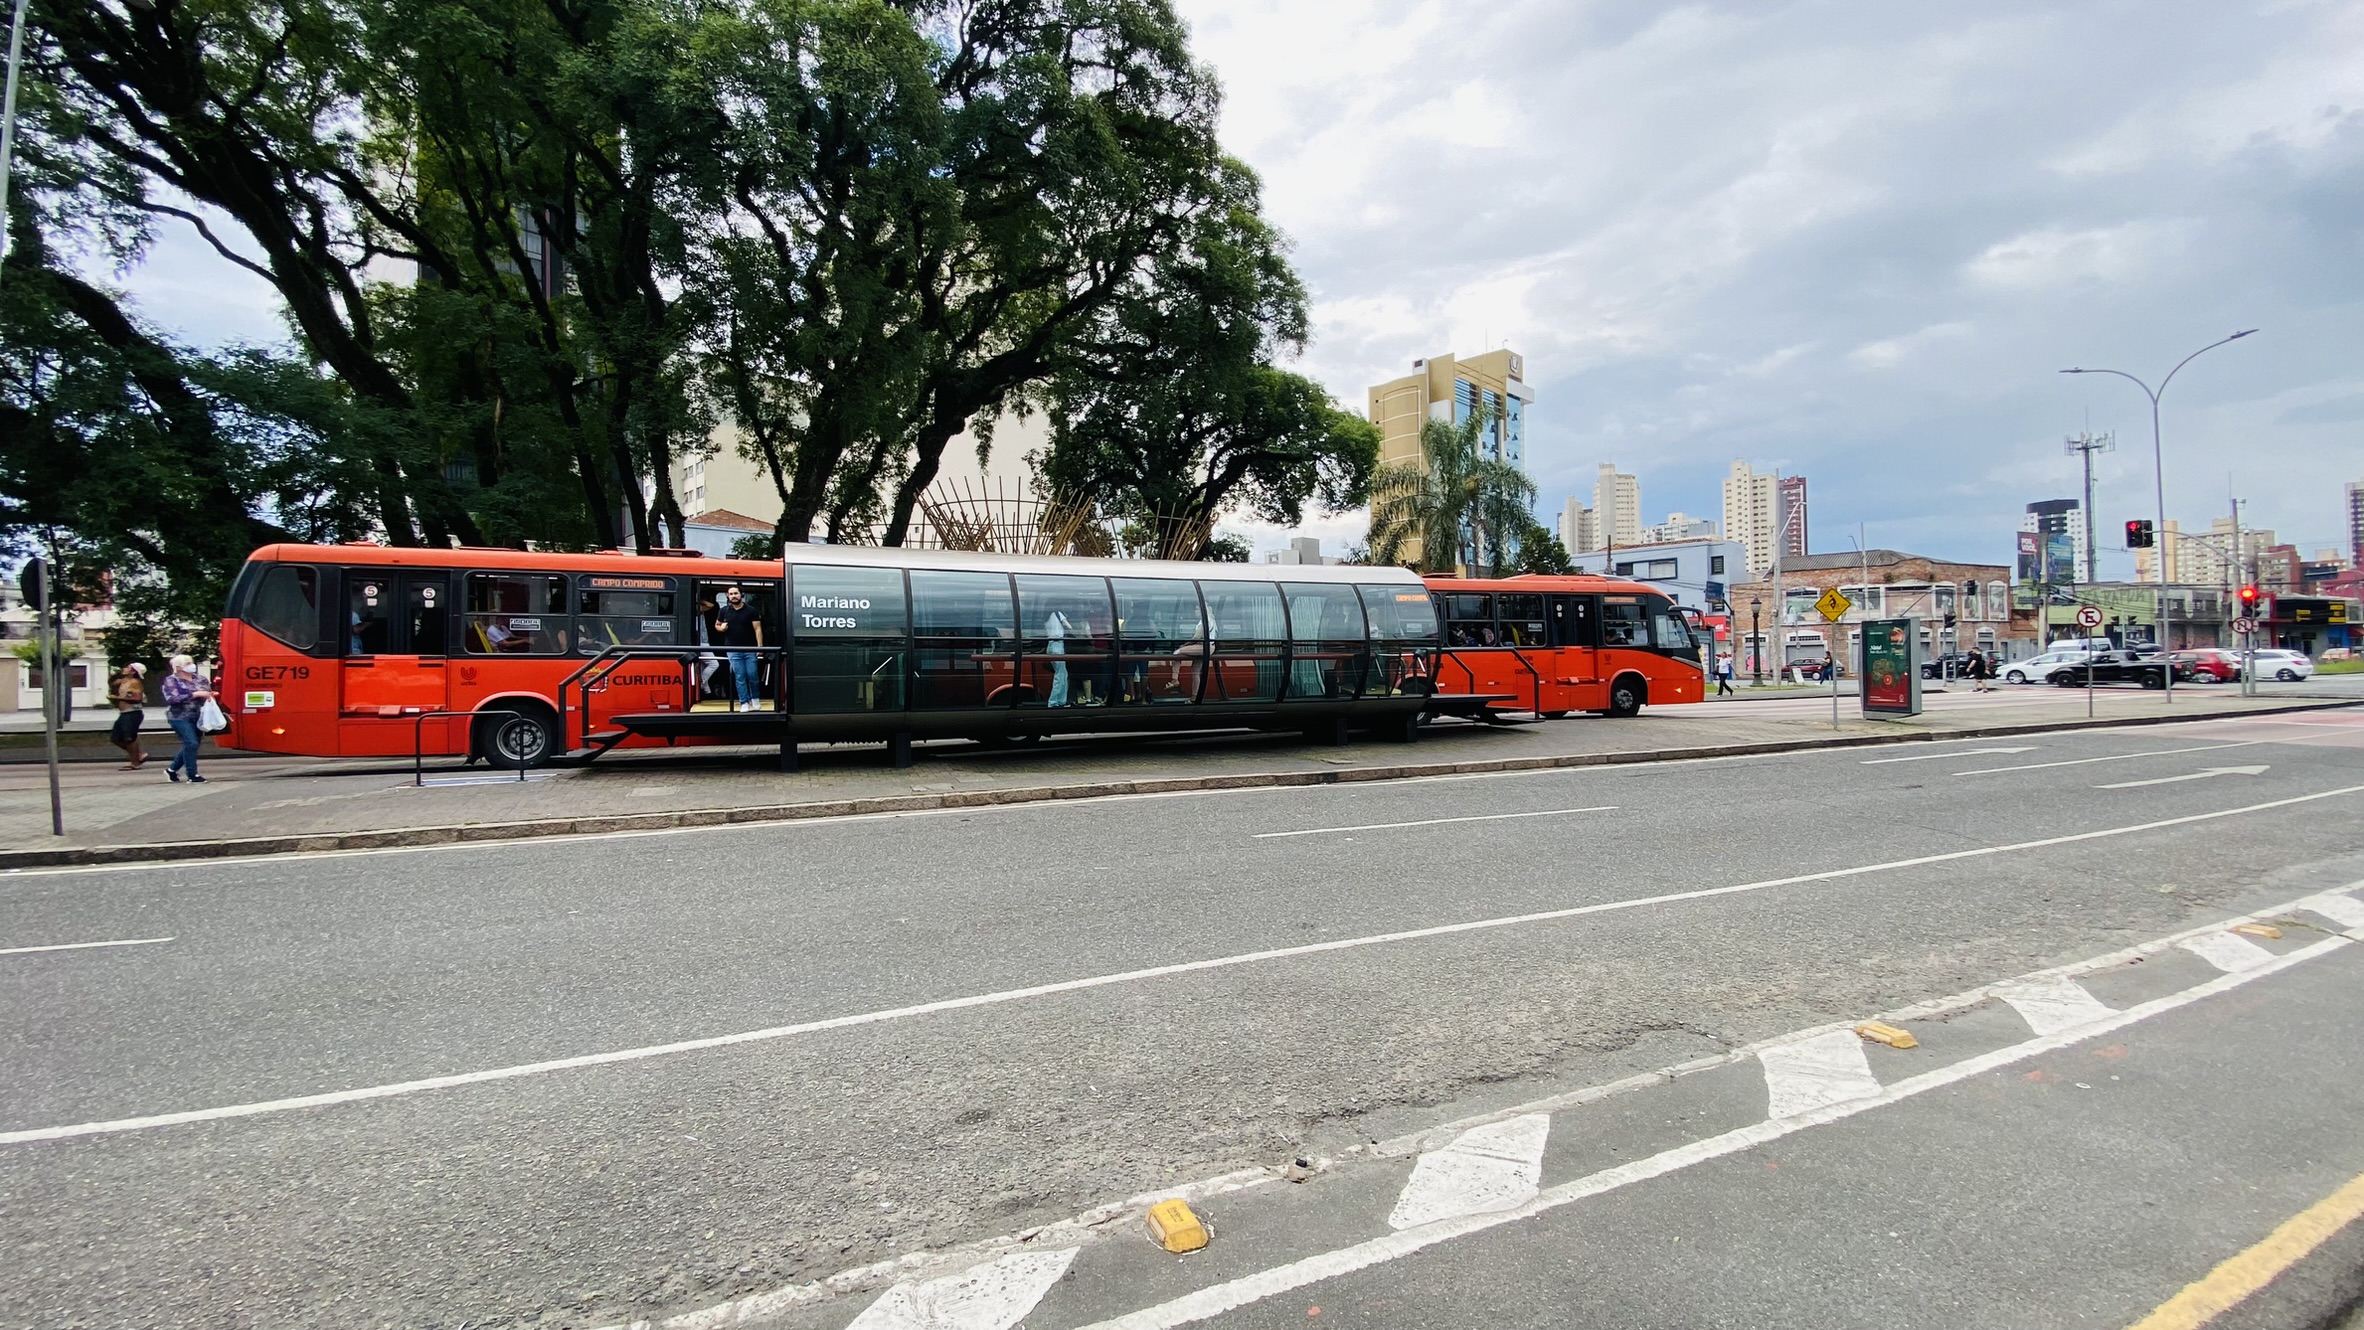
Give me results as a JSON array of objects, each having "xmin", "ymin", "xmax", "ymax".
[
  {"xmin": 479, "ymin": 705, "xmax": 557, "ymax": 770},
  {"xmin": 1606, "ymin": 675, "xmax": 1646, "ymax": 718}
]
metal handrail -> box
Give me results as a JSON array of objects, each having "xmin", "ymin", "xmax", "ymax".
[
  {"xmin": 558, "ymin": 644, "xmax": 792, "ymax": 749},
  {"xmin": 413, "ymin": 709, "xmax": 529, "ymax": 786}
]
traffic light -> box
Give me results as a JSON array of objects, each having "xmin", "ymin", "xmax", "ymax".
[
  {"xmin": 2238, "ymin": 584, "xmax": 2260, "ymax": 609},
  {"xmin": 2125, "ymin": 519, "xmax": 2155, "ymax": 549}
]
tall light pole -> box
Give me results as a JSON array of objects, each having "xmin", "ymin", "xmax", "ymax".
[
  {"xmin": 0, "ymin": 0, "xmax": 31, "ymax": 282},
  {"xmin": 2061, "ymin": 329, "xmax": 2257, "ymax": 704}
]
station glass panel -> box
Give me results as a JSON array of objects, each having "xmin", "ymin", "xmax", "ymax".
[
  {"xmin": 1201, "ymin": 581, "xmax": 1288, "ymax": 702},
  {"xmin": 910, "ymin": 570, "xmax": 1016, "ymax": 710},
  {"xmin": 1496, "ymin": 593, "xmax": 1547, "ymax": 647},
  {"xmin": 1016, "ymin": 574, "xmax": 1114, "ymax": 709},
  {"xmin": 1282, "ymin": 583, "xmax": 1369, "ymax": 699},
  {"xmin": 790, "ymin": 565, "xmax": 907, "ymax": 713},
  {"xmin": 1112, "ymin": 578, "xmax": 1206, "ymax": 706},
  {"xmin": 1359, "ymin": 584, "xmax": 1439, "ymax": 696}
]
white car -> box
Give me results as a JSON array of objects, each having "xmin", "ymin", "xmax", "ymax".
[
  {"xmin": 1999, "ymin": 649, "xmax": 2093, "ymax": 685},
  {"xmin": 2249, "ymin": 649, "xmax": 2315, "ymax": 682}
]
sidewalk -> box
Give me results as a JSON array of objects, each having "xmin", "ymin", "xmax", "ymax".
[{"xmin": 0, "ymin": 688, "xmax": 2352, "ymax": 868}]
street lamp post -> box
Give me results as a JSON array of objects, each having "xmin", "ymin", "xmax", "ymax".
[
  {"xmin": 1750, "ymin": 598, "xmax": 1762, "ymax": 685},
  {"xmin": 2061, "ymin": 329, "xmax": 2257, "ymax": 704}
]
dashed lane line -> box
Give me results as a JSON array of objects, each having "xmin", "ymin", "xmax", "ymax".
[
  {"xmin": 8, "ymin": 783, "xmax": 2363, "ymax": 1148},
  {"xmin": 0, "ymin": 936, "xmax": 174, "ymax": 957},
  {"xmin": 1251, "ymin": 806, "xmax": 1618, "ymax": 838},
  {"xmin": 1952, "ymin": 741, "xmax": 2262, "ymax": 776}
]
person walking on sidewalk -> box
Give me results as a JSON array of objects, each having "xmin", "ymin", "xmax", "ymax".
[
  {"xmin": 160, "ymin": 654, "xmax": 214, "ymax": 783},
  {"xmin": 108, "ymin": 662, "xmax": 149, "ymax": 769},
  {"xmin": 1715, "ymin": 652, "xmax": 1735, "ymax": 696}
]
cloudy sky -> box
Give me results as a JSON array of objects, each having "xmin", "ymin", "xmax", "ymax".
[
  {"xmin": 120, "ymin": 1, "xmax": 2363, "ymax": 573},
  {"xmin": 1175, "ymin": 0, "xmax": 2364, "ymax": 570}
]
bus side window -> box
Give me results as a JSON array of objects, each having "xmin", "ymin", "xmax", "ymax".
[
  {"xmin": 245, "ymin": 565, "xmax": 322, "ymax": 651},
  {"xmin": 348, "ymin": 576, "xmax": 392, "ymax": 655},
  {"xmin": 1444, "ymin": 593, "xmax": 1495, "ymax": 647},
  {"xmin": 1496, "ymin": 594, "xmax": 1546, "ymax": 647},
  {"xmin": 1602, "ymin": 599, "xmax": 1647, "ymax": 647},
  {"xmin": 464, "ymin": 573, "xmax": 571, "ymax": 655}
]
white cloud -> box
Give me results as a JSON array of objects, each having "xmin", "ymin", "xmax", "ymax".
[{"xmin": 1964, "ymin": 221, "xmax": 2198, "ymax": 292}]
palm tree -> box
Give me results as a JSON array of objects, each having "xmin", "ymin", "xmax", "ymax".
[{"xmin": 1365, "ymin": 406, "xmax": 1538, "ymax": 574}]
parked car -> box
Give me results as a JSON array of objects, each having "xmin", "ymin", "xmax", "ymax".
[
  {"xmin": 2171, "ymin": 648, "xmax": 2242, "ymax": 683},
  {"xmin": 1999, "ymin": 649, "xmax": 2092, "ymax": 685},
  {"xmin": 2046, "ymin": 650, "xmax": 2171, "ymax": 689},
  {"xmin": 2250, "ymin": 649, "xmax": 2315, "ymax": 682},
  {"xmin": 1922, "ymin": 652, "xmax": 1973, "ymax": 680}
]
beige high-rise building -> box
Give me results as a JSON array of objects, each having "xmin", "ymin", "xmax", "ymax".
[
  {"xmin": 1367, "ymin": 349, "xmax": 1534, "ymax": 565},
  {"xmin": 1593, "ymin": 463, "xmax": 1640, "ymax": 549},
  {"xmin": 1722, "ymin": 460, "xmax": 1778, "ymax": 575},
  {"xmin": 1558, "ymin": 497, "xmax": 1598, "ymax": 555}
]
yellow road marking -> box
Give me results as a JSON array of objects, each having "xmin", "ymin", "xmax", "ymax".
[{"xmin": 2125, "ymin": 1170, "xmax": 2364, "ymax": 1330}]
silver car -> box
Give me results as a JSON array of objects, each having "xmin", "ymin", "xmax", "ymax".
[
  {"xmin": 2000, "ymin": 649, "xmax": 2092, "ymax": 685},
  {"xmin": 2249, "ymin": 649, "xmax": 2315, "ymax": 682}
]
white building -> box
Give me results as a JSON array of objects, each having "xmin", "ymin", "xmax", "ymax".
[
  {"xmin": 1265, "ymin": 536, "xmax": 1334, "ymax": 565},
  {"xmin": 1593, "ymin": 463, "xmax": 1641, "ymax": 549},
  {"xmin": 1558, "ymin": 497, "xmax": 1598, "ymax": 554},
  {"xmin": 1569, "ymin": 537, "xmax": 1748, "ymax": 614},
  {"xmin": 1642, "ymin": 511, "xmax": 1719, "ymax": 544}
]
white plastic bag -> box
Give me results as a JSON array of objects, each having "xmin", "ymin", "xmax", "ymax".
[{"xmin": 197, "ymin": 697, "xmax": 229, "ymax": 733}]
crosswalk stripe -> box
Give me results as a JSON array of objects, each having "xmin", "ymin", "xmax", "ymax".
[
  {"xmin": 2303, "ymin": 892, "xmax": 2364, "ymax": 931},
  {"xmin": 1758, "ymin": 1029, "xmax": 1882, "ymax": 1119},
  {"xmin": 2180, "ymin": 932, "xmax": 2276, "ymax": 973},
  {"xmin": 844, "ymin": 1248, "xmax": 1078, "ymax": 1330},
  {"xmin": 1993, "ymin": 977, "xmax": 2116, "ymax": 1036},
  {"xmin": 1386, "ymin": 1114, "xmax": 1550, "ymax": 1230}
]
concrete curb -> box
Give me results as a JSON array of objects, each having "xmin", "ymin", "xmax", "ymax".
[{"xmin": 7, "ymin": 698, "xmax": 2356, "ymax": 871}]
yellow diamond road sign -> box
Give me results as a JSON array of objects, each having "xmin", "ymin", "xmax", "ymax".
[{"xmin": 1815, "ymin": 587, "xmax": 1852, "ymax": 622}]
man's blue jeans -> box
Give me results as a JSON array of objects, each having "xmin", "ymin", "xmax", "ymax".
[{"xmin": 729, "ymin": 652, "xmax": 760, "ymax": 706}]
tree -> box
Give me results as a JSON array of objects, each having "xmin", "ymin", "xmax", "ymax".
[
  {"xmin": 1508, "ymin": 521, "xmax": 1573, "ymax": 575},
  {"xmin": 1036, "ymin": 164, "xmax": 1377, "ymax": 558},
  {"xmin": 693, "ymin": 0, "xmax": 1235, "ymax": 549},
  {"xmin": 1365, "ymin": 407, "xmax": 1538, "ymax": 574}
]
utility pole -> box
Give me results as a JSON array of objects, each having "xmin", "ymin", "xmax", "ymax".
[
  {"xmin": 2232, "ymin": 493, "xmax": 2252, "ymax": 698},
  {"xmin": 2066, "ymin": 432, "xmax": 2114, "ymax": 585}
]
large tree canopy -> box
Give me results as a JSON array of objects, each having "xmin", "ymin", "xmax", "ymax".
[{"xmin": 2, "ymin": 0, "xmax": 1356, "ymax": 643}]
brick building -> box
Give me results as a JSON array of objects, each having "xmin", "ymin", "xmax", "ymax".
[{"xmin": 1727, "ymin": 548, "xmax": 2016, "ymax": 675}]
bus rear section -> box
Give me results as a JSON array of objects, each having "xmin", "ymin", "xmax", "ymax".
[{"xmin": 1425, "ymin": 575, "xmax": 1704, "ymax": 717}]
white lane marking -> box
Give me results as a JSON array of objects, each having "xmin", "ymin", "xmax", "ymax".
[
  {"xmin": 842, "ymin": 1248, "xmax": 1078, "ymax": 1330},
  {"xmin": 1253, "ymin": 806, "xmax": 1618, "ymax": 839},
  {"xmin": 2096, "ymin": 764, "xmax": 2270, "ymax": 789},
  {"xmin": 1385, "ymin": 1114, "xmax": 1549, "ymax": 1230},
  {"xmin": 1757, "ymin": 1030, "xmax": 1882, "ymax": 1119},
  {"xmin": 10, "ymin": 784, "xmax": 2363, "ymax": 1148},
  {"xmin": 1994, "ymin": 978, "xmax": 2116, "ymax": 1036},
  {"xmin": 1859, "ymin": 746, "xmax": 2036, "ymax": 764},
  {"xmin": 1952, "ymin": 741, "xmax": 2261, "ymax": 776},
  {"xmin": 2181, "ymin": 931, "xmax": 2276, "ymax": 973},
  {"xmin": 0, "ymin": 936, "xmax": 175, "ymax": 957},
  {"xmin": 596, "ymin": 884, "xmax": 2361, "ymax": 1330},
  {"xmin": 1069, "ymin": 935, "xmax": 2354, "ymax": 1330},
  {"xmin": 2303, "ymin": 892, "xmax": 2364, "ymax": 932}
]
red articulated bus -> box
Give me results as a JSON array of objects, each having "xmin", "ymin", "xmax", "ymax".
[
  {"xmin": 219, "ymin": 542, "xmax": 1448, "ymax": 767},
  {"xmin": 1421, "ymin": 573, "xmax": 1707, "ymax": 718}
]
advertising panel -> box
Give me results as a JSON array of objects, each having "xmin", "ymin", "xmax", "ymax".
[{"xmin": 1860, "ymin": 616, "xmax": 1922, "ymax": 717}]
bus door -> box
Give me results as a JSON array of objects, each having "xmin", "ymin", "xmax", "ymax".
[
  {"xmin": 340, "ymin": 570, "xmax": 453, "ymax": 745},
  {"xmin": 1546, "ymin": 594, "xmax": 1599, "ymax": 706}
]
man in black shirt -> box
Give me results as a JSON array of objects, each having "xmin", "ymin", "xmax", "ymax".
[{"xmin": 714, "ymin": 586, "xmax": 766, "ymax": 711}]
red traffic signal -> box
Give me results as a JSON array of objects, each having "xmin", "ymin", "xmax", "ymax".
[
  {"xmin": 2238, "ymin": 584, "xmax": 2260, "ymax": 606},
  {"xmin": 2125, "ymin": 519, "xmax": 2155, "ymax": 549}
]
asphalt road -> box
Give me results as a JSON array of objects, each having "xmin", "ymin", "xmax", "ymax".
[{"xmin": 3, "ymin": 708, "xmax": 2362, "ymax": 1329}]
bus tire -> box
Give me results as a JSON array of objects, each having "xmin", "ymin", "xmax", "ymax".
[
  {"xmin": 478, "ymin": 704, "xmax": 558, "ymax": 770},
  {"xmin": 1605, "ymin": 674, "xmax": 1646, "ymax": 718}
]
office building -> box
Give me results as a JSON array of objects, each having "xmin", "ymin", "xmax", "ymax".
[
  {"xmin": 1779, "ymin": 475, "xmax": 1809, "ymax": 560},
  {"xmin": 1594, "ymin": 463, "xmax": 1641, "ymax": 549},
  {"xmin": 1558, "ymin": 497, "xmax": 1598, "ymax": 555},
  {"xmin": 1642, "ymin": 511, "xmax": 1719, "ymax": 544},
  {"xmin": 1366, "ymin": 350, "xmax": 1532, "ymax": 471},
  {"xmin": 2349, "ymin": 479, "xmax": 2364, "ymax": 567},
  {"xmin": 1569, "ymin": 538, "xmax": 1747, "ymax": 614},
  {"xmin": 1264, "ymin": 536, "xmax": 1332, "ymax": 566}
]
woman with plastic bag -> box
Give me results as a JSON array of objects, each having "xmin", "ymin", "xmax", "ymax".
[{"xmin": 161, "ymin": 654, "xmax": 218, "ymax": 783}]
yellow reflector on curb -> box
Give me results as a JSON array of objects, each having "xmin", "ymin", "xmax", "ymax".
[
  {"xmin": 1854, "ymin": 1021, "xmax": 1919, "ymax": 1049},
  {"xmin": 1145, "ymin": 1198, "xmax": 1209, "ymax": 1253},
  {"xmin": 2232, "ymin": 922, "xmax": 2282, "ymax": 940}
]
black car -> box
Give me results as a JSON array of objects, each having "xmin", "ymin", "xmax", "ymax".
[
  {"xmin": 1922, "ymin": 652, "xmax": 1974, "ymax": 680},
  {"xmin": 2046, "ymin": 650, "xmax": 2170, "ymax": 689}
]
